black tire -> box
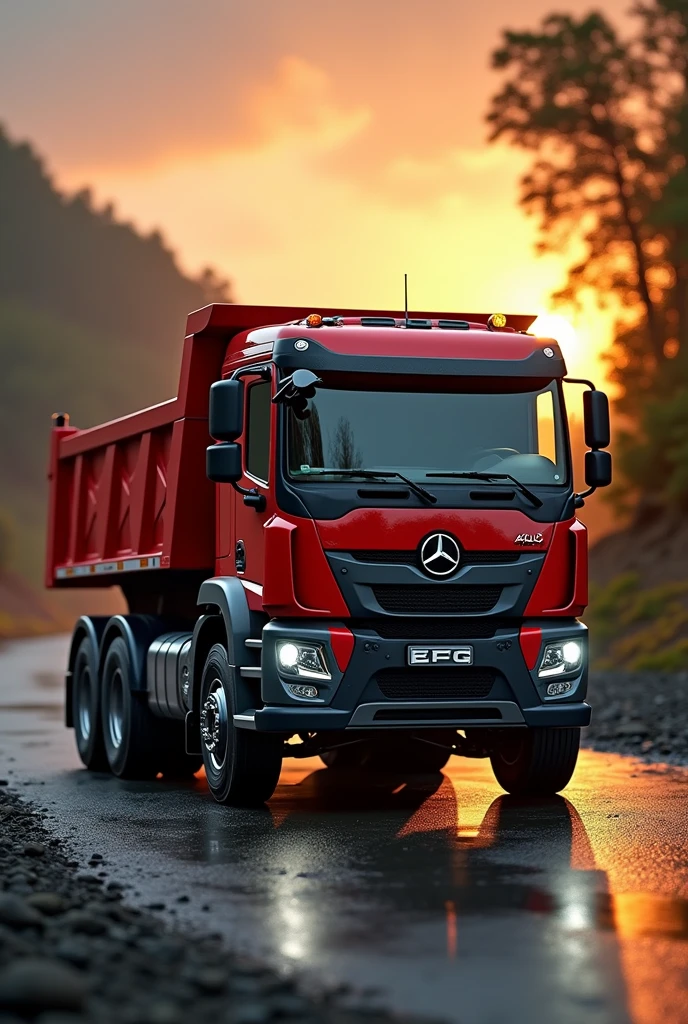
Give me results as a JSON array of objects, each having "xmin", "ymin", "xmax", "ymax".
[
  {"xmin": 321, "ymin": 734, "xmax": 451, "ymax": 774},
  {"xmin": 490, "ymin": 727, "xmax": 580, "ymax": 796},
  {"xmin": 100, "ymin": 637, "xmax": 160, "ymax": 780},
  {"xmin": 200, "ymin": 644, "xmax": 282, "ymax": 806},
  {"xmin": 72, "ymin": 636, "xmax": 109, "ymax": 771}
]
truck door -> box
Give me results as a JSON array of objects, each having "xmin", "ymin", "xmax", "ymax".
[{"xmin": 232, "ymin": 375, "xmax": 272, "ymax": 587}]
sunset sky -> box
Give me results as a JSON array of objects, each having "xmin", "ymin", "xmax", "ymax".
[{"xmin": 0, "ymin": 0, "xmax": 631, "ymax": 378}]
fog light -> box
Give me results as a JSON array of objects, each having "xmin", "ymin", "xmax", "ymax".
[
  {"xmin": 288, "ymin": 683, "xmax": 319, "ymax": 699},
  {"xmin": 276, "ymin": 640, "xmax": 331, "ymax": 680},
  {"xmin": 547, "ymin": 680, "xmax": 573, "ymax": 696},
  {"xmin": 538, "ymin": 639, "xmax": 583, "ymax": 678}
]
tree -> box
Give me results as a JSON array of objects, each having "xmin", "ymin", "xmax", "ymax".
[
  {"xmin": 328, "ymin": 417, "xmax": 362, "ymax": 470},
  {"xmin": 486, "ymin": 7, "xmax": 688, "ymax": 507}
]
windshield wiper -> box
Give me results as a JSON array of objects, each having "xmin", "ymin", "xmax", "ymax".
[
  {"xmin": 425, "ymin": 471, "xmax": 543, "ymax": 509},
  {"xmin": 305, "ymin": 468, "xmax": 437, "ymax": 505}
]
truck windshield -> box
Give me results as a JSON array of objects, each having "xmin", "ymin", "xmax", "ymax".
[{"xmin": 288, "ymin": 381, "xmax": 567, "ymax": 486}]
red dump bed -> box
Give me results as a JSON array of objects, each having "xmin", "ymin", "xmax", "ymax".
[{"xmin": 46, "ymin": 303, "xmax": 536, "ymax": 588}]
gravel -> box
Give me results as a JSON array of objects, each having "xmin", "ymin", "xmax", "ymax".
[
  {"xmin": 0, "ymin": 786, "xmax": 432, "ymax": 1024},
  {"xmin": 585, "ymin": 670, "xmax": 688, "ymax": 763}
]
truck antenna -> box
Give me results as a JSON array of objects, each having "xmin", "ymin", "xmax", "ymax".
[{"xmin": 404, "ymin": 273, "xmax": 409, "ymax": 327}]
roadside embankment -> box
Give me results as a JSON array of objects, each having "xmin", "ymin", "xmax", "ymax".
[
  {"xmin": 584, "ymin": 671, "xmax": 688, "ymax": 764},
  {"xmin": 0, "ymin": 783, "xmax": 429, "ymax": 1024}
]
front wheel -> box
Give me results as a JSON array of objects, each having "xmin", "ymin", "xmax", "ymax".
[
  {"xmin": 489, "ymin": 727, "xmax": 580, "ymax": 796},
  {"xmin": 200, "ymin": 644, "xmax": 282, "ymax": 806}
]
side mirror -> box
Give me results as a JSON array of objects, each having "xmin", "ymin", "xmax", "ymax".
[
  {"xmin": 209, "ymin": 380, "xmax": 243, "ymax": 441},
  {"xmin": 585, "ymin": 449, "xmax": 612, "ymax": 489},
  {"xmin": 206, "ymin": 442, "xmax": 242, "ymax": 484},
  {"xmin": 273, "ymin": 369, "xmax": 322, "ymax": 417},
  {"xmin": 583, "ymin": 390, "xmax": 610, "ymax": 450}
]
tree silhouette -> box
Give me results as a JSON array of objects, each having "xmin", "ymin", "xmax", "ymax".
[
  {"xmin": 328, "ymin": 417, "xmax": 363, "ymax": 470},
  {"xmin": 486, "ymin": 5, "xmax": 688, "ymax": 508}
]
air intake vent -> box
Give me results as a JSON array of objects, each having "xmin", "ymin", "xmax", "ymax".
[
  {"xmin": 376, "ymin": 668, "xmax": 496, "ymax": 701},
  {"xmin": 371, "ymin": 585, "xmax": 502, "ymax": 615},
  {"xmin": 356, "ymin": 618, "xmax": 506, "ymax": 639}
]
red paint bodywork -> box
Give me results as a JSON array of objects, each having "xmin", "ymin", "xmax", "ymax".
[
  {"xmin": 315, "ymin": 509, "xmax": 555, "ymax": 553},
  {"xmin": 46, "ymin": 303, "xmax": 584, "ymax": 626},
  {"xmin": 519, "ymin": 626, "xmax": 543, "ymax": 670},
  {"xmin": 328, "ymin": 627, "xmax": 355, "ymax": 672}
]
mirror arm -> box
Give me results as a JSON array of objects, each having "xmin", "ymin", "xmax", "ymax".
[
  {"xmin": 564, "ymin": 376, "xmax": 596, "ymax": 391},
  {"xmin": 230, "ymin": 481, "xmax": 266, "ymax": 511},
  {"xmin": 574, "ymin": 485, "xmax": 595, "ymax": 508}
]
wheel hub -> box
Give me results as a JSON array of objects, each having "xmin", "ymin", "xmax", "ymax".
[
  {"xmin": 108, "ymin": 668, "xmax": 125, "ymax": 750},
  {"xmin": 200, "ymin": 681, "xmax": 228, "ymax": 771}
]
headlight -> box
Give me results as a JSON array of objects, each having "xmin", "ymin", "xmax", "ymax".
[
  {"xmin": 538, "ymin": 639, "xmax": 583, "ymax": 678},
  {"xmin": 277, "ymin": 641, "xmax": 331, "ymax": 680}
]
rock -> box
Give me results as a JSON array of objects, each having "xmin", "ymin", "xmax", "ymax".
[
  {"xmin": 22, "ymin": 842, "xmax": 47, "ymax": 858},
  {"xmin": 139, "ymin": 1000, "xmax": 184, "ymax": 1024},
  {"xmin": 0, "ymin": 894, "xmax": 44, "ymax": 930},
  {"xmin": 0, "ymin": 957, "xmax": 87, "ymax": 1015},
  {"xmin": 614, "ymin": 720, "xmax": 649, "ymax": 737},
  {"xmin": 231, "ymin": 999, "xmax": 272, "ymax": 1024},
  {"xmin": 53, "ymin": 938, "xmax": 92, "ymax": 969},
  {"xmin": 194, "ymin": 968, "xmax": 227, "ymax": 994},
  {"xmin": 62, "ymin": 910, "xmax": 108, "ymax": 936},
  {"xmin": 27, "ymin": 893, "xmax": 69, "ymax": 916}
]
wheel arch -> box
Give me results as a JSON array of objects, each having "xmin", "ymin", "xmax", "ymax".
[
  {"xmin": 191, "ymin": 577, "xmax": 266, "ymax": 720},
  {"xmin": 98, "ymin": 614, "xmax": 169, "ymax": 692}
]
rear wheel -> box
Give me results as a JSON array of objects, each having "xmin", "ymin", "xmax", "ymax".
[
  {"xmin": 489, "ymin": 727, "xmax": 580, "ymax": 796},
  {"xmin": 200, "ymin": 644, "xmax": 282, "ymax": 806},
  {"xmin": 101, "ymin": 637, "xmax": 159, "ymax": 779},
  {"xmin": 72, "ymin": 636, "xmax": 108, "ymax": 771}
]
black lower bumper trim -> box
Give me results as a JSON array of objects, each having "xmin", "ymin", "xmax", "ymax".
[{"xmin": 374, "ymin": 707, "xmax": 502, "ymax": 722}]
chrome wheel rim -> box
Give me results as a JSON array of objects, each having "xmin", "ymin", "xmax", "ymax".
[
  {"xmin": 200, "ymin": 679, "xmax": 228, "ymax": 771},
  {"xmin": 108, "ymin": 668, "xmax": 125, "ymax": 749},
  {"xmin": 77, "ymin": 666, "xmax": 92, "ymax": 740}
]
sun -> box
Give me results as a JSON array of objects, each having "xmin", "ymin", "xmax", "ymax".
[{"xmin": 531, "ymin": 313, "xmax": 579, "ymax": 361}]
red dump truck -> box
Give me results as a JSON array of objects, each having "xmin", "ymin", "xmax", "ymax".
[{"xmin": 46, "ymin": 303, "xmax": 611, "ymax": 805}]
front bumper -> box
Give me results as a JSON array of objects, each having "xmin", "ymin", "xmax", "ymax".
[{"xmin": 234, "ymin": 618, "xmax": 590, "ymax": 733}]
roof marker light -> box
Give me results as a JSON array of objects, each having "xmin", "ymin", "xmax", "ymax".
[
  {"xmin": 306, "ymin": 314, "xmax": 323, "ymax": 327},
  {"xmin": 487, "ymin": 313, "xmax": 507, "ymax": 330}
]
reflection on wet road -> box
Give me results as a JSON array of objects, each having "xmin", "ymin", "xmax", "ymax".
[{"xmin": 1, "ymin": 635, "xmax": 687, "ymax": 1024}]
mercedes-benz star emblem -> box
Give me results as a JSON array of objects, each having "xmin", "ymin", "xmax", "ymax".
[{"xmin": 419, "ymin": 533, "xmax": 461, "ymax": 577}]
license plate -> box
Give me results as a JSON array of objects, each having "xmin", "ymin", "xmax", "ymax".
[{"xmin": 407, "ymin": 645, "xmax": 473, "ymax": 666}]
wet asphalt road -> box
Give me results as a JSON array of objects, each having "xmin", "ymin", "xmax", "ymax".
[{"xmin": 1, "ymin": 636, "xmax": 688, "ymax": 1024}]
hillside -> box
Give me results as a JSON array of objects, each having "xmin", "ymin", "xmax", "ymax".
[
  {"xmin": 587, "ymin": 506, "xmax": 688, "ymax": 671},
  {"xmin": 0, "ymin": 126, "xmax": 231, "ymax": 587}
]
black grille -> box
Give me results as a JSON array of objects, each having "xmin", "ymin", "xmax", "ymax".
[
  {"xmin": 372, "ymin": 585, "xmax": 502, "ymax": 615},
  {"xmin": 356, "ymin": 618, "xmax": 506, "ymax": 639},
  {"xmin": 376, "ymin": 668, "xmax": 496, "ymax": 701},
  {"xmin": 349, "ymin": 549, "xmax": 519, "ymax": 566}
]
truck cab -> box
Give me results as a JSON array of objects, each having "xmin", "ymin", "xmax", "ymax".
[{"xmin": 47, "ymin": 304, "xmax": 611, "ymax": 805}]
